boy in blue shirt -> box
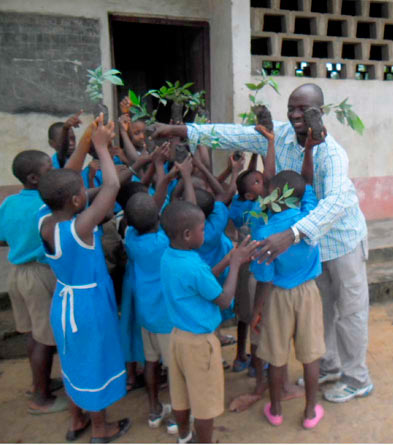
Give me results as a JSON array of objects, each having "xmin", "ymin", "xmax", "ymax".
[
  {"xmin": 250, "ymin": 136, "xmax": 326, "ymax": 429},
  {"xmin": 160, "ymin": 200, "xmax": 259, "ymax": 443},
  {"xmin": 0, "ymin": 150, "xmax": 67, "ymax": 415},
  {"xmin": 124, "ymin": 191, "xmax": 176, "ymax": 434}
]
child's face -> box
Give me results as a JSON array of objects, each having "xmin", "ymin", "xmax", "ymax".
[
  {"xmin": 50, "ymin": 128, "xmax": 76, "ymax": 157},
  {"xmin": 129, "ymin": 121, "xmax": 146, "ymax": 149},
  {"xmin": 185, "ymin": 217, "xmax": 205, "ymax": 249},
  {"xmin": 244, "ymin": 171, "xmax": 264, "ymax": 200}
]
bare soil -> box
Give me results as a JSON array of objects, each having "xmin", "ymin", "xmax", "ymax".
[{"xmin": 1, "ymin": 302, "xmax": 393, "ymax": 444}]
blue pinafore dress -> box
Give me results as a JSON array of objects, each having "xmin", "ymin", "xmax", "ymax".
[{"xmin": 43, "ymin": 217, "xmax": 126, "ymax": 411}]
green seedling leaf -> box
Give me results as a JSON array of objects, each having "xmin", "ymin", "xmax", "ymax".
[
  {"xmin": 282, "ymin": 187, "xmax": 294, "ymax": 198},
  {"xmin": 183, "ymin": 82, "xmax": 194, "ymax": 89},
  {"xmin": 271, "ymin": 202, "xmax": 282, "ymax": 213},
  {"xmin": 249, "ymin": 94, "xmax": 256, "ymax": 103},
  {"xmin": 129, "ymin": 90, "xmax": 140, "ymax": 105},
  {"xmin": 261, "ymin": 212, "xmax": 269, "ymax": 224},
  {"xmin": 107, "ymin": 75, "xmax": 124, "ymax": 86},
  {"xmin": 103, "ymin": 69, "xmax": 121, "ymax": 76},
  {"xmin": 285, "ymin": 197, "xmax": 300, "ymax": 208},
  {"xmin": 268, "ymin": 79, "xmax": 280, "ymax": 94},
  {"xmin": 335, "ymin": 110, "xmax": 345, "ymax": 125},
  {"xmin": 269, "ymin": 187, "xmax": 279, "ymax": 202},
  {"xmin": 246, "ymin": 83, "xmax": 259, "ymax": 91}
]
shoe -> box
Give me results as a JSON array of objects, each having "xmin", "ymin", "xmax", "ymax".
[
  {"xmin": 166, "ymin": 418, "xmax": 178, "ymax": 435},
  {"xmin": 297, "ymin": 370, "xmax": 342, "ymax": 387},
  {"xmin": 232, "ymin": 355, "xmax": 251, "ymax": 373},
  {"xmin": 324, "ymin": 382, "xmax": 374, "ymax": 403},
  {"xmin": 90, "ymin": 418, "xmax": 131, "ymax": 443},
  {"xmin": 263, "ymin": 403, "xmax": 283, "ymax": 426},
  {"xmin": 303, "ymin": 404, "xmax": 324, "ymax": 429},
  {"xmin": 219, "ymin": 335, "xmax": 237, "ymax": 347},
  {"xmin": 28, "ymin": 395, "xmax": 68, "ymax": 415},
  {"xmin": 66, "ymin": 419, "xmax": 91, "ymax": 442},
  {"xmin": 177, "ymin": 431, "xmax": 195, "ymax": 443},
  {"xmin": 148, "ymin": 403, "xmax": 171, "ymax": 428}
]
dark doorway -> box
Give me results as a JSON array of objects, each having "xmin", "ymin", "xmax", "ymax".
[{"xmin": 110, "ymin": 16, "xmax": 210, "ymax": 123}]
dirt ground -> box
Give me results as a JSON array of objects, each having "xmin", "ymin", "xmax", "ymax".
[{"xmin": 1, "ymin": 302, "xmax": 393, "ymax": 444}]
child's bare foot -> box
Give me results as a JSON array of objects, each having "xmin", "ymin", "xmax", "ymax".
[
  {"xmin": 28, "ymin": 395, "xmax": 68, "ymax": 414},
  {"xmin": 229, "ymin": 393, "xmax": 262, "ymax": 412},
  {"xmin": 281, "ymin": 383, "xmax": 305, "ymax": 401}
]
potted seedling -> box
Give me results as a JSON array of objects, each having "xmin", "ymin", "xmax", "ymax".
[
  {"xmin": 322, "ymin": 98, "xmax": 365, "ymax": 135},
  {"xmin": 145, "ymin": 81, "xmax": 195, "ymax": 124},
  {"xmin": 86, "ymin": 66, "xmax": 124, "ymax": 121}
]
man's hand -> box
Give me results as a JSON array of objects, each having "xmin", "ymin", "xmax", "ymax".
[
  {"xmin": 255, "ymin": 229, "xmax": 294, "ymax": 265},
  {"xmin": 151, "ymin": 123, "xmax": 188, "ymax": 140},
  {"xmin": 305, "ymin": 126, "xmax": 327, "ymax": 150},
  {"xmin": 64, "ymin": 110, "xmax": 83, "ymax": 129}
]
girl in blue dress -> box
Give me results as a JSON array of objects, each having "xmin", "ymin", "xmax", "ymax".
[{"xmin": 38, "ymin": 118, "xmax": 130, "ymax": 443}]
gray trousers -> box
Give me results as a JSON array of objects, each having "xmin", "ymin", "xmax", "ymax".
[{"xmin": 316, "ymin": 240, "xmax": 371, "ymax": 388}]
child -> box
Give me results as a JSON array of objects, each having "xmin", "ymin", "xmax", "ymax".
[
  {"xmin": 48, "ymin": 111, "xmax": 83, "ymax": 168},
  {"xmin": 38, "ymin": 118, "xmax": 130, "ymax": 442},
  {"xmin": 125, "ymin": 191, "xmax": 176, "ymax": 433},
  {"xmin": 250, "ymin": 130, "xmax": 325, "ymax": 429},
  {"xmin": 0, "ymin": 150, "xmax": 67, "ymax": 414},
  {"xmin": 160, "ymin": 200, "xmax": 259, "ymax": 443}
]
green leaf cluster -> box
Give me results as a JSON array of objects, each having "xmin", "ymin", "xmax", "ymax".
[
  {"xmin": 86, "ymin": 66, "xmax": 124, "ymax": 104},
  {"xmin": 322, "ymin": 98, "xmax": 365, "ymax": 136},
  {"xmin": 247, "ymin": 183, "xmax": 299, "ymax": 224},
  {"xmin": 239, "ymin": 68, "xmax": 280, "ymax": 125}
]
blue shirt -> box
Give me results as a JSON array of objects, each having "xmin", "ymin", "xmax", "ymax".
[
  {"xmin": 125, "ymin": 227, "xmax": 173, "ymax": 334},
  {"xmin": 52, "ymin": 153, "xmax": 61, "ymax": 169},
  {"xmin": 229, "ymin": 195, "xmax": 260, "ymax": 229},
  {"xmin": 251, "ymin": 186, "xmax": 321, "ymax": 289},
  {"xmin": 187, "ymin": 122, "xmax": 367, "ymax": 261},
  {"xmin": 195, "ymin": 201, "xmax": 233, "ymax": 284},
  {"xmin": 0, "ymin": 189, "xmax": 47, "ymax": 264},
  {"xmin": 161, "ymin": 247, "xmax": 223, "ymax": 334}
]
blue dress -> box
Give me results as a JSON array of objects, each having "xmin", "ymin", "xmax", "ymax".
[{"xmin": 43, "ymin": 217, "xmax": 126, "ymax": 411}]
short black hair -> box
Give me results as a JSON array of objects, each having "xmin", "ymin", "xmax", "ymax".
[
  {"xmin": 117, "ymin": 181, "xmax": 148, "ymax": 210},
  {"xmin": 126, "ymin": 192, "xmax": 158, "ymax": 235},
  {"xmin": 12, "ymin": 150, "xmax": 50, "ymax": 185},
  {"xmin": 161, "ymin": 200, "xmax": 204, "ymax": 241},
  {"xmin": 38, "ymin": 169, "xmax": 83, "ymax": 211},
  {"xmin": 48, "ymin": 122, "xmax": 64, "ymax": 141},
  {"xmin": 236, "ymin": 169, "xmax": 256, "ymax": 198},
  {"xmin": 269, "ymin": 170, "xmax": 306, "ymax": 201},
  {"xmin": 195, "ymin": 188, "xmax": 215, "ymax": 218}
]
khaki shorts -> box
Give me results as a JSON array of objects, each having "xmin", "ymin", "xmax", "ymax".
[
  {"xmin": 256, "ymin": 280, "xmax": 325, "ymax": 367},
  {"xmin": 169, "ymin": 328, "xmax": 224, "ymax": 419},
  {"xmin": 141, "ymin": 327, "xmax": 171, "ymax": 367},
  {"xmin": 235, "ymin": 263, "xmax": 256, "ymax": 325},
  {"xmin": 8, "ymin": 262, "xmax": 56, "ymax": 346}
]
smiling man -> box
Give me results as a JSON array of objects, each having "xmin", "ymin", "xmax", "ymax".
[{"xmin": 153, "ymin": 83, "xmax": 373, "ymax": 403}]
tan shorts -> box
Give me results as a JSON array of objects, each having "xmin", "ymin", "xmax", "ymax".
[
  {"xmin": 141, "ymin": 327, "xmax": 171, "ymax": 367},
  {"xmin": 256, "ymin": 280, "xmax": 325, "ymax": 367},
  {"xmin": 8, "ymin": 262, "xmax": 56, "ymax": 346},
  {"xmin": 169, "ymin": 328, "xmax": 224, "ymax": 419},
  {"xmin": 235, "ymin": 263, "xmax": 256, "ymax": 325}
]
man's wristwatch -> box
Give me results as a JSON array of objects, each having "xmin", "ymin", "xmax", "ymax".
[{"xmin": 290, "ymin": 225, "xmax": 301, "ymax": 244}]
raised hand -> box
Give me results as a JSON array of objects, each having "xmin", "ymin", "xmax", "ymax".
[
  {"xmin": 230, "ymin": 235, "xmax": 261, "ymax": 266},
  {"xmin": 118, "ymin": 114, "xmax": 131, "ymax": 133},
  {"xmin": 91, "ymin": 116, "xmax": 115, "ymax": 150},
  {"xmin": 305, "ymin": 126, "xmax": 327, "ymax": 150},
  {"xmin": 120, "ymin": 96, "xmax": 132, "ymax": 114},
  {"xmin": 255, "ymin": 124, "xmax": 274, "ymax": 142},
  {"xmin": 176, "ymin": 154, "xmax": 194, "ymax": 178},
  {"xmin": 64, "ymin": 110, "xmax": 83, "ymax": 129},
  {"xmin": 230, "ymin": 153, "xmax": 245, "ymax": 172}
]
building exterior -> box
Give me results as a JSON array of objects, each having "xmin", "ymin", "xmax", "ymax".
[{"xmin": 1, "ymin": 0, "xmax": 392, "ymax": 219}]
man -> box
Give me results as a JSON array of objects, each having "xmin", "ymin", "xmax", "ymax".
[{"xmin": 153, "ymin": 83, "xmax": 373, "ymax": 403}]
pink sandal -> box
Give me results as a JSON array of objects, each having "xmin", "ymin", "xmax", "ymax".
[
  {"xmin": 303, "ymin": 404, "xmax": 324, "ymax": 429},
  {"xmin": 264, "ymin": 403, "xmax": 283, "ymax": 426}
]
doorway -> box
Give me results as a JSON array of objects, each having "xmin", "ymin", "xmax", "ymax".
[{"xmin": 110, "ymin": 15, "xmax": 210, "ymax": 123}]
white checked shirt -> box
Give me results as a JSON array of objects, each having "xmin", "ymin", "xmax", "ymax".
[{"xmin": 187, "ymin": 122, "xmax": 367, "ymax": 262}]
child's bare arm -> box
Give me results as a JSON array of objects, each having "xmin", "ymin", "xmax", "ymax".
[
  {"xmin": 248, "ymin": 153, "xmax": 258, "ymax": 171},
  {"xmin": 177, "ymin": 156, "xmax": 196, "ymax": 205},
  {"xmin": 194, "ymin": 144, "xmax": 212, "ymax": 171},
  {"xmin": 255, "ymin": 125, "xmax": 276, "ymax": 184},
  {"xmin": 153, "ymin": 164, "xmax": 179, "ymax": 210},
  {"xmin": 215, "ymin": 154, "xmax": 245, "ymax": 205},
  {"xmin": 119, "ymin": 114, "xmax": 141, "ymax": 164},
  {"xmin": 192, "ymin": 155, "xmax": 224, "ymax": 196},
  {"xmin": 214, "ymin": 236, "xmax": 260, "ymax": 309},
  {"xmin": 250, "ymin": 281, "xmax": 273, "ymax": 333},
  {"xmin": 65, "ymin": 114, "xmax": 101, "ymax": 172},
  {"xmin": 216, "ymin": 157, "xmax": 232, "ymax": 184},
  {"xmin": 75, "ymin": 119, "xmax": 119, "ymax": 243},
  {"xmin": 58, "ymin": 110, "xmax": 83, "ymax": 167}
]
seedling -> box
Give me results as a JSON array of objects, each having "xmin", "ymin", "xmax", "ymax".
[
  {"xmin": 322, "ymin": 98, "xmax": 365, "ymax": 136},
  {"xmin": 253, "ymin": 105, "xmax": 274, "ymax": 132},
  {"xmin": 86, "ymin": 66, "xmax": 124, "ymax": 103},
  {"xmin": 128, "ymin": 89, "xmax": 157, "ymax": 125},
  {"xmin": 304, "ymin": 107, "xmax": 324, "ymax": 142}
]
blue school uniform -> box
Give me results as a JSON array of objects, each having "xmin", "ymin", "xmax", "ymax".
[
  {"xmin": 229, "ymin": 195, "xmax": 259, "ymax": 230},
  {"xmin": 0, "ymin": 190, "xmax": 46, "ymax": 264},
  {"xmin": 125, "ymin": 227, "xmax": 172, "ymax": 334},
  {"xmin": 251, "ymin": 185, "xmax": 321, "ymax": 288},
  {"xmin": 52, "ymin": 153, "xmax": 62, "ymax": 169},
  {"xmin": 161, "ymin": 247, "xmax": 223, "ymax": 334},
  {"xmin": 40, "ymin": 213, "xmax": 126, "ymax": 411},
  {"xmin": 120, "ymin": 258, "xmax": 145, "ymax": 363},
  {"xmin": 196, "ymin": 201, "xmax": 234, "ymax": 320}
]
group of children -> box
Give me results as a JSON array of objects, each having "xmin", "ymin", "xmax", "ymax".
[{"xmin": 0, "ymin": 96, "xmax": 328, "ymax": 443}]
